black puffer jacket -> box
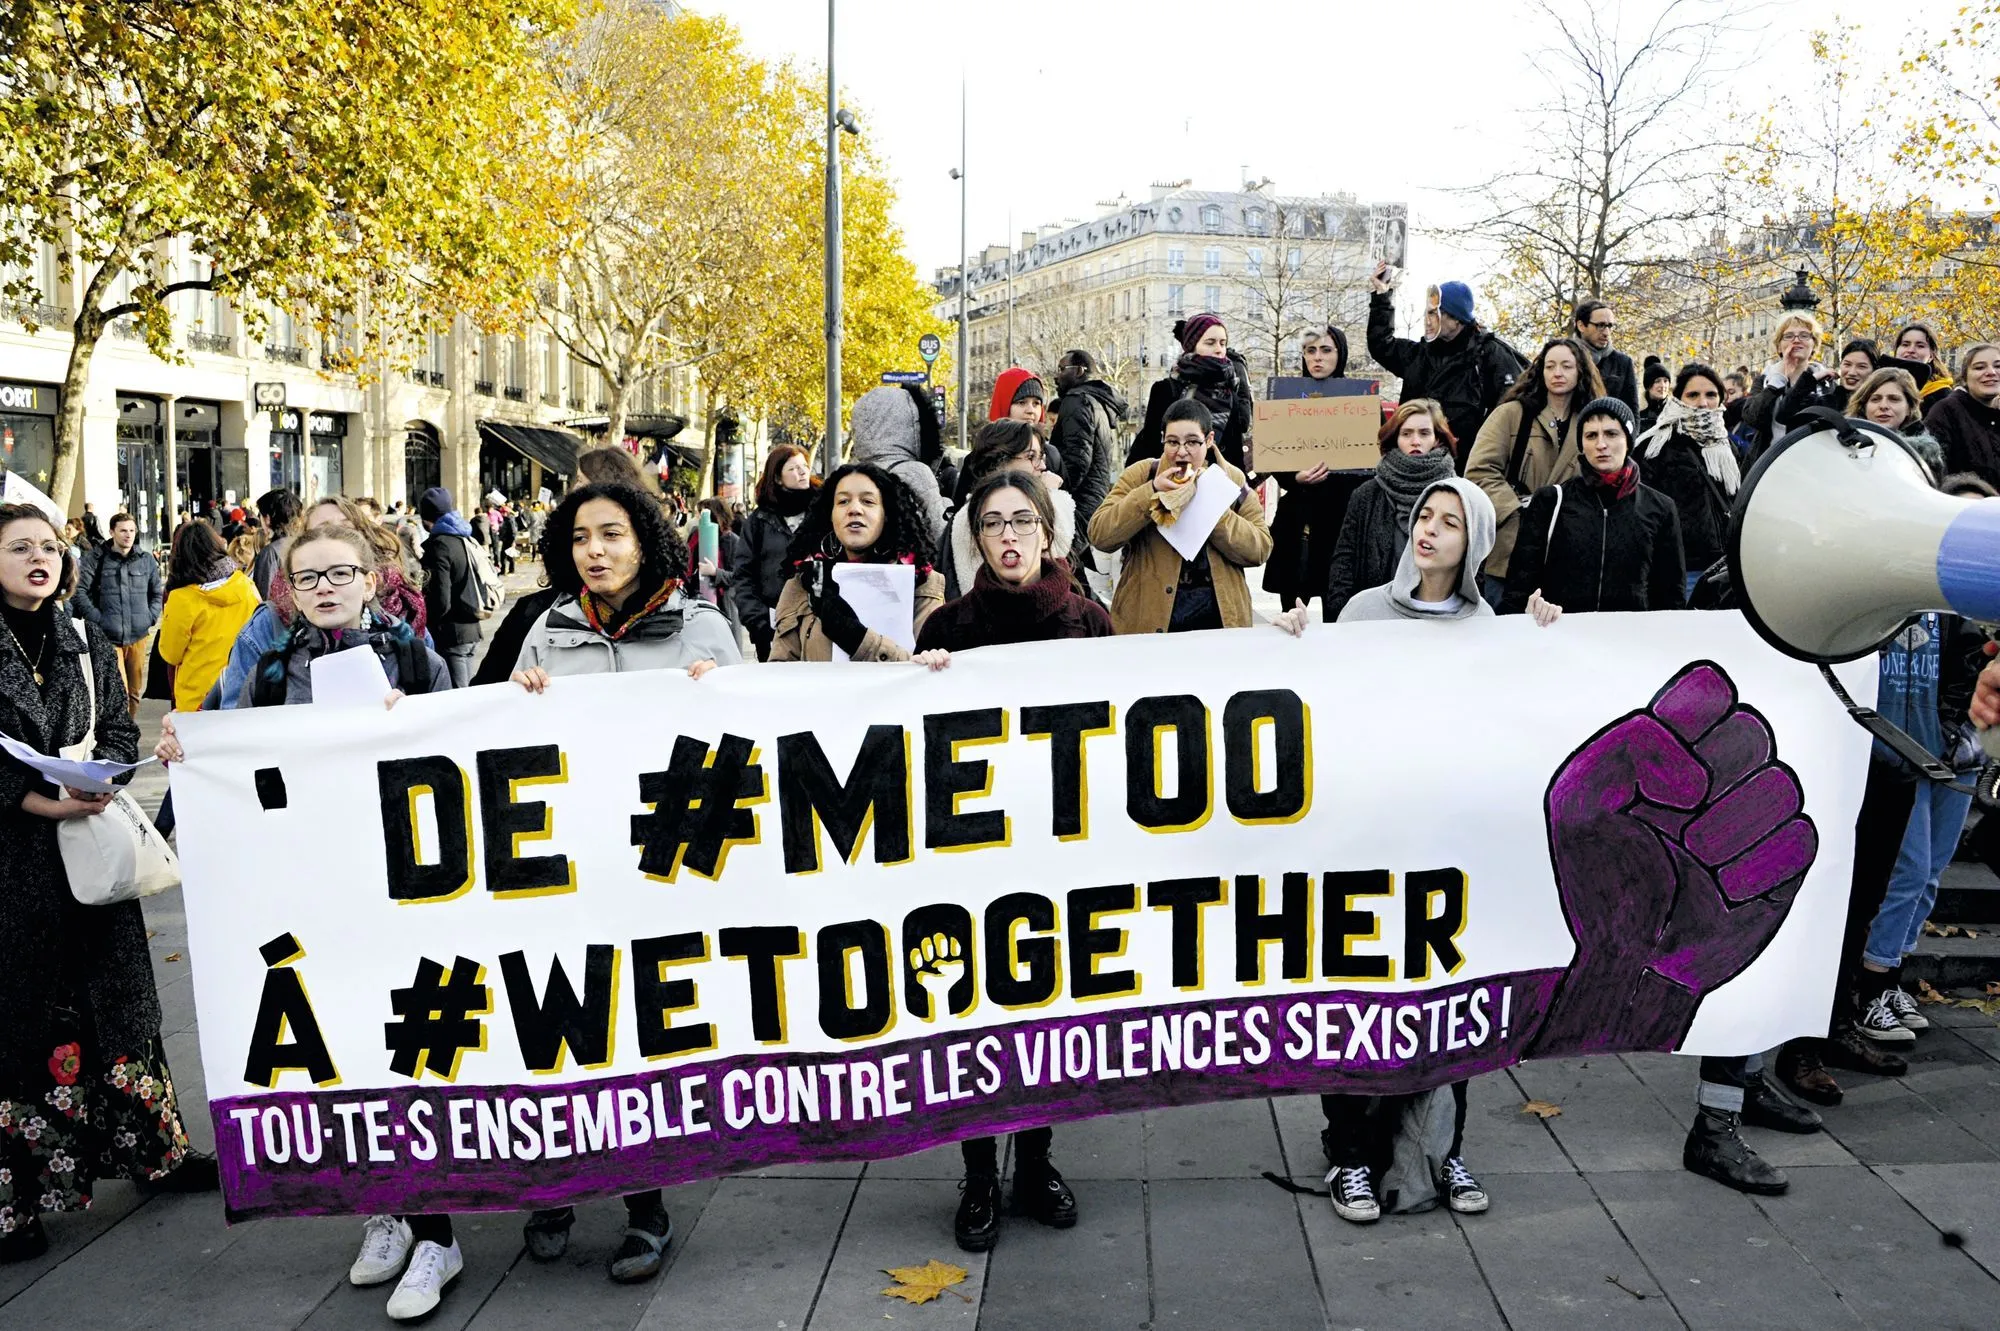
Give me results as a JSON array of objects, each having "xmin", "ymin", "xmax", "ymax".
[
  {"xmin": 1638, "ymin": 432, "xmax": 1732, "ymax": 571},
  {"xmin": 1128, "ymin": 349, "xmax": 1255, "ymax": 472},
  {"xmin": 1049, "ymin": 378, "xmax": 1126, "ymax": 556},
  {"xmin": 77, "ymin": 545, "xmax": 163, "ymax": 646},
  {"xmin": 1931, "ymin": 389, "xmax": 2000, "ymax": 491},
  {"xmin": 1500, "ymin": 472, "xmax": 1686, "ymax": 614},
  {"xmin": 1366, "ymin": 291, "xmax": 1526, "ymax": 465},
  {"xmin": 734, "ymin": 504, "xmax": 807, "ymax": 632}
]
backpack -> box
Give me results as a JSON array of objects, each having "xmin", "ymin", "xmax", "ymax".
[{"xmin": 462, "ymin": 535, "xmax": 504, "ymax": 618}]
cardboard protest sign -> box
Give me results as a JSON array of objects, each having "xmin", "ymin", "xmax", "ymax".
[
  {"xmin": 1252, "ymin": 391, "xmax": 1383, "ymax": 472},
  {"xmin": 168, "ymin": 615, "xmax": 1871, "ymax": 1218}
]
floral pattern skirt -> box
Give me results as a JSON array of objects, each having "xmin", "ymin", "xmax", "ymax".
[{"xmin": 0, "ymin": 1035, "xmax": 194, "ymax": 1236}]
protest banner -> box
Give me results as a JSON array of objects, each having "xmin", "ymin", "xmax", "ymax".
[
  {"xmin": 168, "ymin": 614, "xmax": 1872, "ymax": 1219},
  {"xmin": 1251, "ymin": 393, "xmax": 1383, "ymax": 472}
]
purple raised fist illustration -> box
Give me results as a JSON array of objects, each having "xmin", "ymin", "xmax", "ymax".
[{"xmin": 1525, "ymin": 662, "xmax": 1818, "ymax": 1056}]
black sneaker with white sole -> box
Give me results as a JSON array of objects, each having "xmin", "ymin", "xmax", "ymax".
[
  {"xmin": 1883, "ymin": 985, "xmax": 1929, "ymax": 1030},
  {"xmin": 1326, "ymin": 1164, "xmax": 1380, "ymax": 1224},
  {"xmin": 1438, "ymin": 1156, "xmax": 1489, "ymax": 1213},
  {"xmin": 1856, "ymin": 993, "xmax": 1917, "ymax": 1043}
]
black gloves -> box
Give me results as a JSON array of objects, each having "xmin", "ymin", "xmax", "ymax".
[{"xmin": 807, "ymin": 572, "xmax": 869, "ymax": 655}]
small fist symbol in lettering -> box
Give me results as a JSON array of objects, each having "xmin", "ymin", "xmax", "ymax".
[
  {"xmin": 1527, "ymin": 662, "xmax": 1819, "ymax": 1057},
  {"xmin": 908, "ymin": 933, "xmax": 967, "ymax": 1021}
]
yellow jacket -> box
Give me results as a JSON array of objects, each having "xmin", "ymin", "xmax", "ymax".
[{"xmin": 157, "ymin": 570, "xmax": 261, "ymax": 711}]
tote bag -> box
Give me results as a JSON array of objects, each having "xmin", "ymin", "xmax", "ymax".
[{"xmin": 56, "ymin": 619, "xmax": 180, "ymax": 904}]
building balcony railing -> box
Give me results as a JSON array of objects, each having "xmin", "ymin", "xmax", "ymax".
[
  {"xmin": 473, "ymin": 379, "xmax": 495, "ymax": 396},
  {"xmin": 503, "ymin": 385, "xmax": 528, "ymax": 402},
  {"xmin": 187, "ymin": 330, "xmax": 233, "ymax": 354},
  {"xmin": 109, "ymin": 317, "xmax": 145, "ymax": 341},
  {"xmin": 594, "ymin": 400, "xmax": 608, "ymax": 411},
  {"xmin": 542, "ymin": 391, "xmax": 559, "ymax": 406},
  {"xmin": 426, "ymin": 370, "xmax": 446, "ymax": 387},
  {"xmin": 265, "ymin": 344, "xmax": 307, "ymax": 365},
  {"xmin": 408, "ymin": 367, "xmax": 427, "ymax": 384},
  {"xmin": 3, "ymin": 299, "xmax": 69, "ymax": 328}
]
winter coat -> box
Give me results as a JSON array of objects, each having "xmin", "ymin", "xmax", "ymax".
[
  {"xmin": 250, "ymin": 537, "xmax": 288, "ymax": 600},
  {"xmin": 156, "ymin": 569, "xmax": 261, "ymax": 711},
  {"xmin": 1048, "ymin": 379, "xmax": 1126, "ymax": 553},
  {"xmin": 240, "ymin": 612, "xmax": 449, "ymax": 706},
  {"xmin": 1323, "ymin": 481, "xmax": 1411, "ymax": 620},
  {"xmin": 0, "ymin": 608, "xmax": 156, "ymax": 1078},
  {"xmin": 77, "ymin": 545, "xmax": 164, "ymax": 646},
  {"xmin": 770, "ymin": 566, "xmax": 946, "ymax": 662},
  {"xmin": 733, "ymin": 504, "xmax": 810, "ymax": 634},
  {"xmin": 1594, "ymin": 347, "xmax": 1640, "ymax": 414},
  {"xmin": 916, "ymin": 560, "xmax": 1114, "ymax": 651},
  {"xmin": 1499, "ymin": 471, "xmax": 1687, "ymax": 615},
  {"xmin": 1128, "ymin": 350, "xmax": 1256, "ymax": 472},
  {"xmin": 849, "ymin": 390, "xmax": 949, "ymax": 546},
  {"xmin": 1741, "ymin": 369, "xmax": 1846, "ymax": 467},
  {"xmin": 473, "ymin": 586, "xmax": 561, "ymax": 687},
  {"xmin": 1336, "ymin": 478, "xmax": 1497, "ymax": 622},
  {"xmin": 939, "ymin": 484, "xmax": 1076, "ymax": 601},
  {"xmin": 420, "ymin": 529, "xmax": 484, "ymax": 649},
  {"xmin": 1088, "ymin": 458, "xmax": 1273, "ymax": 634},
  {"xmin": 1365, "ymin": 291, "xmax": 1526, "ymax": 464},
  {"xmin": 1930, "ymin": 389, "xmax": 2000, "ymax": 491},
  {"xmin": 514, "ymin": 589, "xmax": 741, "ymax": 678},
  {"xmin": 1264, "ymin": 470, "xmax": 1369, "ymax": 606},
  {"xmin": 1463, "ymin": 399, "xmax": 1584, "ymax": 578},
  {"xmin": 1637, "ymin": 430, "xmax": 1733, "ymax": 572}
]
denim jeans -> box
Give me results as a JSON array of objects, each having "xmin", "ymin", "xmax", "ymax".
[
  {"xmin": 1684, "ymin": 569, "xmax": 1704, "ymax": 600},
  {"xmin": 1863, "ymin": 777, "xmax": 1974, "ymax": 967},
  {"xmin": 1696, "ymin": 1052, "xmax": 1764, "ymax": 1112},
  {"xmin": 444, "ymin": 642, "xmax": 477, "ymax": 689}
]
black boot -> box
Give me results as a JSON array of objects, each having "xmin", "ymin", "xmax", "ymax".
[
  {"xmin": 1823, "ymin": 1026, "xmax": 1909, "ymax": 1077},
  {"xmin": 141, "ymin": 1150, "xmax": 220, "ymax": 1195},
  {"xmin": 1011, "ymin": 1155, "xmax": 1078, "ymax": 1229},
  {"xmin": 954, "ymin": 1172, "xmax": 1002, "ymax": 1253},
  {"xmin": 1683, "ymin": 1107, "xmax": 1788, "ymax": 1195},
  {"xmin": 1775, "ymin": 1039, "xmax": 1842, "ymax": 1106},
  {"xmin": 1742, "ymin": 1073, "xmax": 1822, "ymax": 1133}
]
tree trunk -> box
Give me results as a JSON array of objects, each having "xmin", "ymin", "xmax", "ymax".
[
  {"xmin": 604, "ymin": 377, "xmax": 630, "ymax": 463},
  {"xmin": 49, "ymin": 321, "xmax": 105, "ymax": 514}
]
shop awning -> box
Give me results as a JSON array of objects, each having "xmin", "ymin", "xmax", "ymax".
[
  {"xmin": 563, "ymin": 412, "xmax": 689, "ymax": 443},
  {"xmin": 476, "ymin": 420, "xmax": 587, "ymax": 477}
]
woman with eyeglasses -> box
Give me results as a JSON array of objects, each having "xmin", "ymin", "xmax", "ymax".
[
  {"xmin": 1743, "ymin": 314, "xmax": 1827, "ymax": 463},
  {"xmin": 937, "ymin": 421, "xmax": 1074, "ymax": 599},
  {"xmin": 1, "ymin": 504, "xmax": 218, "ymax": 1267},
  {"xmin": 154, "ymin": 522, "xmax": 451, "ymax": 1314},
  {"xmin": 910, "ymin": 468, "xmax": 1108, "ymax": 1253}
]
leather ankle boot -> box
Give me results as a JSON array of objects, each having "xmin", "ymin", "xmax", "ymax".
[
  {"xmin": 1775, "ymin": 1040, "xmax": 1842, "ymax": 1106},
  {"xmin": 1684, "ymin": 1107, "xmax": 1788, "ymax": 1195},
  {"xmin": 1742, "ymin": 1073, "xmax": 1823, "ymax": 1134}
]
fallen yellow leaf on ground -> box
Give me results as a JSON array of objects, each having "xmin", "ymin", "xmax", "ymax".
[
  {"xmin": 881, "ymin": 1259, "xmax": 971, "ymax": 1305},
  {"xmin": 1916, "ymin": 979, "xmax": 1948, "ymax": 1004},
  {"xmin": 1521, "ymin": 1100, "xmax": 1563, "ymax": 1119}
]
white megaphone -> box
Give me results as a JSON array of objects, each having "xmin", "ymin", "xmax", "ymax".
[{"xmin": 1730, "ymin": 409, "xmax": 2000, "ymax": 756}]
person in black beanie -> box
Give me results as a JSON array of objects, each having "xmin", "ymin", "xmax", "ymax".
[
  {"xmin": 1128, "ymin": 312, "xmax": 1254, "ymax": 470},
  {"xmin": 1637, "ymin": 355, "xmax": 1671, "ymax": 434}
]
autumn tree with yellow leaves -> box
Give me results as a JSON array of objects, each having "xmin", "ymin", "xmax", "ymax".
[{"xmin": 0, "ymin": 0, "xmax": 570, "ymax": 509}]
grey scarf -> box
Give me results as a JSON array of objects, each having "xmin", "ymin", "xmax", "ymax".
[{"xmin": 1375, "ymin": 447, "xmax": 1460, "ymax": 525}]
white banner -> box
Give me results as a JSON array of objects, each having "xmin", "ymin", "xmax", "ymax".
[{"xmin": 168, "ymin": 613, "xmax": 1873, "ymax": 1218}]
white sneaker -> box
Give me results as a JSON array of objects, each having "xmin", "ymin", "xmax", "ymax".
[
  {"xmin": 348, "ymin": 1215, "xmax": 413, "ymax": 1287},
  {"xmin": 1326, "ymin": 1165, "xmax": 1380, "ymax": 1224},
  {"xmin": 1884, "ymin": 985, "xmax": 1930, "ymax": 1031},
  {"xmin": 1439, "ymin": 1156, "xmax": 1490, "ymax": 1214},
  {"xmin": 1857, "ymin": 993, "xmax": 1917, "ymax": 1043},
  {"xmin": 385, "ymin": 1239, "xmax": 462, "ymax": 1321}
]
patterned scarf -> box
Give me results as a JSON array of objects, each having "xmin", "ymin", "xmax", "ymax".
[
  {"xmin": 576, "ymin": 577, "xmax": 680, "ymax": 640},
  {"xmin": 1587, "ymin": 461, "xmax": 1640, "ymax": 500},
  {"xmin": 1638, "ymin": 397, "xmax": 1740, "ymax": 496}
]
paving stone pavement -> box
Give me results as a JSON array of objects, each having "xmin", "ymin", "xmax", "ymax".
[{"xmin": 8, "ymin": 567, "xmax": 1999, "ymax": 1330}]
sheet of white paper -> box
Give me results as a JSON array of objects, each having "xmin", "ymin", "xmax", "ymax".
[
  {"xmin": 1159, "ymin": 465, "xmax": 1240, "ymax": 561},
  {"xmin": 829, "ymin": 562, "xmax": 917, "ymax": 663},
  {"xmin": 0, "ymin": 732, "xmax": 154, "ymax": 794},
  {"xmin": 309, "ymin": 645, "xmax": 394, "ymax": 709}
]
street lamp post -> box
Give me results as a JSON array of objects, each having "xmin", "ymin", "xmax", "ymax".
[
  {"xmin": 951, "ymin": 82, "xmax": 968, "ymax": 452},
  {"xmin": 823, "ymin": 1, "xmax": 858, "ymax": 475}
]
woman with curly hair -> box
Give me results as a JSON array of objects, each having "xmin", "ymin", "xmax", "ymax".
[
  {"xmin": 504, "ymin": 480, "xmax": 737, "ymax": 1284},
  {"xmin": 770, "ymin": 461, "xmax": 945, "ymax": 661}
]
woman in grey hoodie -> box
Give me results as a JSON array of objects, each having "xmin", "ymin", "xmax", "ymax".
[{"xmin": 1270, "ymin": 476, "xmax": 1555, "ymax": 1223}]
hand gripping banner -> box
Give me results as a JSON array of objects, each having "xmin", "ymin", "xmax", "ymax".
[{"xmin": 167, "ymin": 614, "xmax": 1873, "ymax": 1219}]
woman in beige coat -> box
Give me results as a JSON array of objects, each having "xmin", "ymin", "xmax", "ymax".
[
  {"xmin": 1088, "ymin": 399, "xmax": 1272, "ymax": 634},
  {"xmin": 1462, "ymin": 335, "xmax": 1605, "ymax": 608},
  {"xmin": 770, "ymin": 462, "xmax": 945, "ymax": 661}
]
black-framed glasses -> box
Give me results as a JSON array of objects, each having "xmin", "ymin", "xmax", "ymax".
[
  {"xmin": 1588, "ymin": 320, "xmax": 1616, "ymax": 330},
  {"xmin": 978, "ymin": 514, "xmax": 1043, "ymax": 538},
  {"xmin": 290, "ymin": 564, "xmax": 365, "ymax": 590}
]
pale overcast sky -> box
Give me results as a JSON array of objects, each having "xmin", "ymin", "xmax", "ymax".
[{"xmin": 704, "ymin": 0, "xmax": 1955, "ymax": 292}]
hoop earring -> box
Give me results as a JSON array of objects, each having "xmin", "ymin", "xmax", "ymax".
[{"xmin": 821, "ymin": 531, "xmax": 842, "ymax": 560}]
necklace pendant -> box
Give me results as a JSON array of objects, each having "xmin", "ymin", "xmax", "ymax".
[{"xmin": 32, "ymin": 669, "xmax": 43, "ymax": 686}]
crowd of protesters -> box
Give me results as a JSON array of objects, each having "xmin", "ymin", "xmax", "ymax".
[{"xmin": 4, "ymin": 262, "xmax": 2000, "ymax": 1321}]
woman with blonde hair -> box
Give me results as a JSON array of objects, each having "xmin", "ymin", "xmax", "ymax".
[{"xmin": 1743, "ymin": 313, "xmax": 1825, "ymax": 463}]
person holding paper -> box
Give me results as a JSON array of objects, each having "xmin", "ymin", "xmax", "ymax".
[
  {"xmin": 770, "ymin": 463, "xmax": 944, "ymax": 662},
  {"xmin": 1089, "ymin": 399, "xmax": 1271, "ymax": 634},
  {"xmin": 1, "ymin": 502, "xmax": 217, "ymax": 1267},
  {"xmin": 911, "ymin": 469, "xmax": 1109, "ymax": 1252},
  {"xmin": 1263, "ymin": 325, "xmax": 1365, "ymax": 615}
]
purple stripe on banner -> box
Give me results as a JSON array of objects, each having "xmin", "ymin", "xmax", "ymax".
[
  {"xmin": 1938, "ymin": 499, "xmax": 2000, "ymax": 622},
  {"xmin": 212, "ymin": 971, "xmax": 1562, "ymax": 1219}
]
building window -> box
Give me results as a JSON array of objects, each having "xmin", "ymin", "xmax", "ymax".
[
  {"xmin": 1139, "ymin": 287, "xmax": 1148, "ymax": 317},
  {"xmin": 1203, "ymin": 285, "xmax": 1221, "ymax": 314},
  {"xmin": 1167, "ymin": 247, "xmax": 1185, "ymax": 273},
  {"xmin": 1247, "ymin": 289, "xmax": 1266, "ymax": 320},
  {"xmin": 1246, "ymin": 247, "xmax": 1264, "ymax": 276},
  {"xmin": 1167, "ymin": 206, "xmax": 1183, "ymax": 226},
  {"xmin": 1286, "ymin": 247, "xmax": 1303, "ymax": 274},
  {"xmin": 1122, "ymin": 290, "xmax": 1132, "ymax": 319},
  {"xmin": 1246, "ymin": 207, "xmax": 1267, "ymax": 234},
  {"xmin": 1201, "ymin": 204, "xmax": 1222, "ymax": 231},
  {"xmin": 1168, "ymin": 284, "xmax": 1186, "ymax": 316},
  {"xmin": 1203, "ymin": 247, "xmax": 1221, "ymax": 274}
]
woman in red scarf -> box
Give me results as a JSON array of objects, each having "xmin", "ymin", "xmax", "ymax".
[{"xmin": 1499, "ymin": 396, "xmax": 1687, "ymax": 615}]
